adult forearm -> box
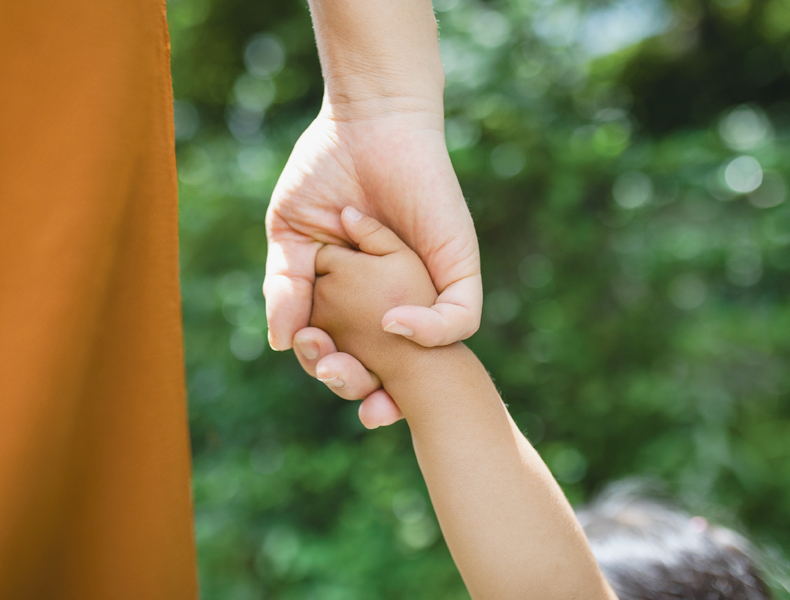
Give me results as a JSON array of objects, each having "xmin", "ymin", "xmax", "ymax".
[
  {"xmin": 382, "ymin": 346, "xmax": 614, "ymax": 600},
  {"xmin": 307, "ymin": 0, "xmax": 445, "ymax": 116}
]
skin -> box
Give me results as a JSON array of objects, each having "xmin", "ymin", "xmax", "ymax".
[
  {"xmin": 264, "ymin": 0, "xmax": 481, "ymax": 427},
  {"xmin": 309, "ymin": 208, "xmax": 617, "ymax": 600}
]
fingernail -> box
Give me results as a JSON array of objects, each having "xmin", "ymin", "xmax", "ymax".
[
  {"xmin": 318, "ymin": 376, "xmax": 345, "ymax": 389},
  {"xmin": 345, "ymin": 206, "xmax": 363, "ymax": 222},
  {"xmin": 383, "ymin": 321, "xmax": 414, "ymax": 337},
  {"xmin": 294, "ymin": 339, "xmax": 319, "ymax": 360},
  {"xmin": 268, "ymin": 331, "xmax": 283, "ymax": 351}
]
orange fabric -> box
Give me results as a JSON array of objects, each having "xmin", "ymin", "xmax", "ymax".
[{"xmin": 0, "ymin": 1, "xmax": 197, "ymax": 598}]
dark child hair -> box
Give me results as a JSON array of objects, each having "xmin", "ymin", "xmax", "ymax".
[{"xmin": 577, "ymin": 484, "xmax": 773, "ymax": 600}]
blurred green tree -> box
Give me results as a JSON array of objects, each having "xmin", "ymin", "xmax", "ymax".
[{"xmin": 168, "ymin": 0, "xmax": 790, "ymax": 597}]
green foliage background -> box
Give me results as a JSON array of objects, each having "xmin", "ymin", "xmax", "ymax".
[{"xmin": 168, "ymin": 0, "xmax": 790, "ymax": 597}]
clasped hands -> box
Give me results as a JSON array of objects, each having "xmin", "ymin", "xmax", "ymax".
[{"xmin": 263, "ymin": 109, "xmax": 481, "ymax": 428}]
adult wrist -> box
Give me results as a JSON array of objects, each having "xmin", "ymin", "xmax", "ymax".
[
  {"xmin": 319, "ymin": 58, "xmax": 445, "ymax": 110},
  {"xmin": 317, "ymin": 52, "xmax": 446, "ymax": 122},
  {"xmin": 318, "ymin": 90, "xmax": 445, "ymax": 125},
  {"xmin": 308, "ymin": 0, "xmax": 445, "ymax": 121}
]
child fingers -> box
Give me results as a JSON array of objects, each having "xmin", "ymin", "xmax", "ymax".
[
  {"xmin": 341, "ymin": 206, "xmax": 406, "ymax": 256},
  {"xmin": 315, "ymin": 244, "xmax": 356, "ymax": 275},
  {"xmin": 358, "ymin": 389, "xmax": 404, "ymax": 429},
  {"xmin": 292, "ymin": 327, "xmax": 338, "ymax": 377},
  {"xmin": 315, "ymin": 352, "xmax": 383, "ymax": 401}
]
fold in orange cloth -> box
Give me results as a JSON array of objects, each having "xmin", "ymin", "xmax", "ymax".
[{"xmin": 0, "ymin": 1, "xmax": 197, "ymax": 597}]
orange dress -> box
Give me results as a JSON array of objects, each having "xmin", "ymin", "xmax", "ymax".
[{"xmin": 0, "ymin": 1, "xmax": 197, "ymax": 598}]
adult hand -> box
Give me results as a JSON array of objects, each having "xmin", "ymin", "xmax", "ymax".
[{"xmin": 264, "ymin": 103, "xmax": 481, "ymax": 427}]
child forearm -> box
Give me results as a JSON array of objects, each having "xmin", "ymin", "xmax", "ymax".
[
  {"xmin": 382, "ymin": 343, "xmax": 615, "ymax": 600},
  {"xmin": 307, "ymin": 212, "xmax": 613, "ymax": 599}
]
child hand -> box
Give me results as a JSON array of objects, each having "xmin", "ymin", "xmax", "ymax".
[{"xmin": 309, "ymin": 208, "xmax": 438, "ymax": 384}]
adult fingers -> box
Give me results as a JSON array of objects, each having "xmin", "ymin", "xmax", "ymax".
[
  {"xmin": 314, "ymin": 352, "xmax": 384, "ymax": 401},
  {"xmin": 294, "ymin": 328, "xmax": 386, "ymax": 401},
  {"xmin": 340, "ymin": 207, "xmax": 406, "ymax": 256},
  {"xmin": 382, "ymin": 192, "xmax": 483, "ymax": 346},
  {"xmin": 293, "ymin": 327, "xmax": 402, "ymax": 428},
  {"xmin": 264, "ymin": 236, "xmax": 322, "ymax": 351},
  {"xmin": 358, "ymin": 389, "xmax": 404, "ymax": 429},
  {"xmin": 381, "ymin": 273, "xmax": 483, "ymax": 346}
]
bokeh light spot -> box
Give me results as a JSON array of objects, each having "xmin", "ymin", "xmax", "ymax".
[
  {"xmin": 222, "ymin": 291, "xmax": 258, "ymax": 326},
  {"xmin": 397, "ymin": 515, "xmax": 439, "ymax": 550},
  {"xmin": 547, "ymin": 445, "xmax": 587, "ymax": 483},
  {"xmin": 234, "ymin": 73, "xmax": 276, "ymax": 112},
  {"xmin": 613, "ymin": 171, "xmax": 653, "ymax": 209},
  {"xmin": 594, "ymin": 121, "xmax": 631, "ymax": 156},
  {"xmin": 244, "ymin": 33, "xmax": 285, "ymax": 79},
  {"xmin": 230, "ymin": 326, "xmax": 266, "ymax": 361},
  {"xmin": 392, "ymin": 489, "xmax": 427, "ymax": 524},
  {"xmin": 226, "ymin": 105, "xmax": 264, "ymax": 142},
  {"xmin": 261, "ymin": 525, "xmax": 300, "ymax": 576},
  {"xmin": 491, "ymin": 142, "xmax": 526, "ymax": 178},
  {"xmin": 724, "ymin": 156, "xmax": 763, "ymax": 194},
  {"xmin": 718, "ymin": 105, "xmax": 772, "ymax": 151},
  {"xmin": 445, "ymin": 117, "xmax": 481, "ymax": 151},
  {"xmin": 469, "ymin": 9, "xmax": 511, "ymax": 48},
  {"xmin": 237, "ymin": 145, "xmax": 276, "ymax": 179}
]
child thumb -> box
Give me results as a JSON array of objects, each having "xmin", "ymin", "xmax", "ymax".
[{"xmin": 341, "ymin": 207, "xmax": 405, "ymax": 256}]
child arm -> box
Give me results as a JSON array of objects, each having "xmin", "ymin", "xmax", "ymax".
[{"xmin": 310, "ymin": 209, "xmax": 616, "ymax": 600}]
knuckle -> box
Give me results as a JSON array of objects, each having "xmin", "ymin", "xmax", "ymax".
[
  {"xmin": 261, "ymin": 277, "xmax": 274, "ymax": 299},
  {"xmin": 364, "ymin": 221, "xmax": 384, "ymax": 238},
  {"xmin": 462, "ymin": 321, "xmax": 480, "ymax": 340}
]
